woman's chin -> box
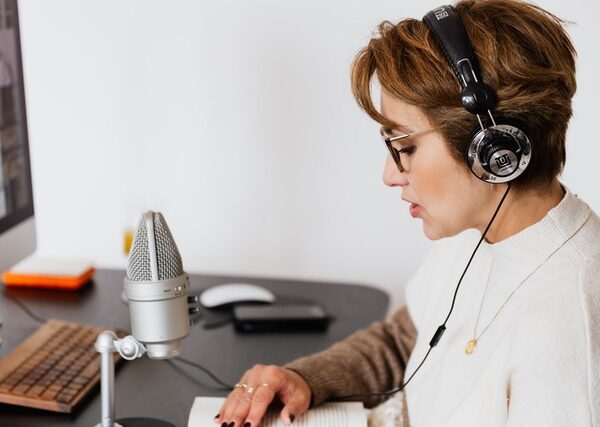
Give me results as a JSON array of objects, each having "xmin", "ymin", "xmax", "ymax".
[
  {"xmin": 422, "ymin": 221, "xmax": 451, "ymax": 240},
  {"xmin": 422, "ymin": 223, "xmax": 440, "ymax": 240},
  {"xmin": 422, "ymin": 219, "xmax": 465, "ymax": 240}
]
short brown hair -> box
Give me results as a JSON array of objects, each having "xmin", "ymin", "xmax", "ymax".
[{"xmin": 351, "ymin": 0, "xmax": 576, "ymax": 190}]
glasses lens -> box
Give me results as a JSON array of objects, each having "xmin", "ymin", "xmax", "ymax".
[
  {"xmin": 389, "ymin": 143, "xmax": 404, "ymax": 172},
  {"xmin": 381, "ymin": 130, "xmax": 405, "ymax": 172}
]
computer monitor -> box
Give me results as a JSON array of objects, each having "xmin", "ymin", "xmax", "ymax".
[{"xmin": 0, "ymin": 0, "xmax": 35, "ymax": 273}]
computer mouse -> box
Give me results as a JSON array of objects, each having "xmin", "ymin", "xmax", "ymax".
[{"xmin": 199, "ymin": 283, "xmax": 276, "ymax": 308}]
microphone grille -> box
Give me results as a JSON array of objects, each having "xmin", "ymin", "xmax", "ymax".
[
  {"xmin": 127, "ymin": 212, "xmax": 184, "ymax": 281},
  {"xmin": 153, "ymin": 212, "xmax": 184, "ymax": 279},
  {"xmin": 128, "ymin": 216, "xmax": 152, "ymax": 281}
]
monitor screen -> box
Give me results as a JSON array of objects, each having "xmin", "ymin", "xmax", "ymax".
[
  {"xmin": 0, "ymin": 0, "xmax": 35, "ymax": 273},
  {"xmin": 0, "ymin": 0, "xmax": 33, "ymax": 235}
]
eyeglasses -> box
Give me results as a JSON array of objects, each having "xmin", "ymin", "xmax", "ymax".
[{"xmin": 380, "ymin": 126, "xmax": 436, "ymax": 173}]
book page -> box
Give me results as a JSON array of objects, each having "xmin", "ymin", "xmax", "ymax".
[{"xmin": 188, "ymin": 396, "xmax": 366, "ymax": 427}]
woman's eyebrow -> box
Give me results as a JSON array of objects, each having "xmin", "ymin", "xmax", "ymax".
[{"xmin": 392, "ymin": 123, "xmax": 414, "ymax": 134}]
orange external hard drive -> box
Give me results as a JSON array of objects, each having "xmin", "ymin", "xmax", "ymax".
[{"xmin": 1, "ymin": 257, "xmax": 95, "ymax": 290}]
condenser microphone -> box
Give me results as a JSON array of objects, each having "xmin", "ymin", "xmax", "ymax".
[{"xmin": 124, "ymin": 211, "xmax": 191, "ymax": 359}]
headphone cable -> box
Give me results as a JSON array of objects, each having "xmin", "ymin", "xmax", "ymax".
[{"xmin": 333, "ymin": 183, "xmax": 512, "ymax": 401}]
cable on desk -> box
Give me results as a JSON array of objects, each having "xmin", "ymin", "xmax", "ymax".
[
  {"xmin": 5, "ymin": 293, "xmax": 235, "ymax": 392},
  {"xmin": 200, "ymin": 315, "xmax": 234, "ymax": 330},
  {"xmin": 169, "ymin": 356, "xmax": 234, "ymax": 390},
  {"xmin": 4, "ymin": 294, "xmax": 48, "ymax": 324}
]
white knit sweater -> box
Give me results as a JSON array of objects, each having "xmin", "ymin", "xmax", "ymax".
[{"xmin": 404, "ymin": 187, "xmax": 600, "ymax": 426}]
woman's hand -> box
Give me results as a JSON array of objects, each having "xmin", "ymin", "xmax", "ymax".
[{"xmin": 214, "ymin": 364, "xmax": 312, "ymax": 427}]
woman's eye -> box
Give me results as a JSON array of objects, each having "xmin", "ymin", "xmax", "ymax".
[{"xmin": 399, "ymin": 146, "xmax": 415, "ymax": 155}]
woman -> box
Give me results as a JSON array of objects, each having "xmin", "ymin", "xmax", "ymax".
[{"xmin": 214, "ymin": 0, "xmax": 600, "ymax": 426}]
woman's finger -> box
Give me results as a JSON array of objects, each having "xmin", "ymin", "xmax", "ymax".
[
  {"xmin": 279, "ymin": 389, "xmax": 311, "ymax": 426},
  {"xmin": 243, "ymin": 383, "xmax": 278, "ymax": 426},
  {"xmin": 226, "ymin": 382, "xmax": 257, "ymax": 427},
  {"xmin": 277, "ymin": 370, "xmax": 311, "ymax": 426},
  {"xmin": 215, "ymin": 370, "xmax": 253, "ymax": 425}
]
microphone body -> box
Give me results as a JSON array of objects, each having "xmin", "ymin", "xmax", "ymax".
[{"xmin": 124, "ymin": 211, "xmax": 191, "ymax": 359}]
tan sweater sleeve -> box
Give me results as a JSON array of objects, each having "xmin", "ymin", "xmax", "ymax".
[{"xmin": 284, "ymin": 305, "xmax": 417, "ymax": 408}]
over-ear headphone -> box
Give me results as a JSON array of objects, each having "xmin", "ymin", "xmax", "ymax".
[{"xmin": 423, "ymin": 5, "xmax": 531, "ymax": 184}]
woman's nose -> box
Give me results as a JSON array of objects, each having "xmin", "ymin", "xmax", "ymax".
[{"xmin": 383, "ymin": 155, "xmax": 408, "ymax": 187}]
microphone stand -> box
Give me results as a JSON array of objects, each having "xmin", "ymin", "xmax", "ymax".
[{"xmin": 94, "ymin": 331, "xmax": 176, "ymax": 427}]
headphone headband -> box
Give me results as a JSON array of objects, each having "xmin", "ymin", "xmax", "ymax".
[{"xmin": 423, "ymin": 6, "xmax": 481, "ymax": 90}]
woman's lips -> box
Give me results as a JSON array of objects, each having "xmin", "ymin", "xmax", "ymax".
[{"xmin": 409, "ymin": 203, "xmax": 422, "ymax": 218}]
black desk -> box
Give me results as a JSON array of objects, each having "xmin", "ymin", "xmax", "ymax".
[{"xmin": 0, "ymin": 269, "xmax": 388, "ymax": 427}]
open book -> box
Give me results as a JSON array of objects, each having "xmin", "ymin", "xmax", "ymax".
[{"xmin": 188, "ymin": 397, "xmax": 366, "ymax": 427}]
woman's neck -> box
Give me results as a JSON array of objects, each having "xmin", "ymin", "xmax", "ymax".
[{"xmin": 482, "ymin": 181, "xmax": 565, "ymax": 244}]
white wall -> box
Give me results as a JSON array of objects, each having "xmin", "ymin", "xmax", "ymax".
[{"xmin": 18, "ymin": 0, "xmax": 599, "ymax": 313}]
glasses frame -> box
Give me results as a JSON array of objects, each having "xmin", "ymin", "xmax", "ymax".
[{"xmin": 380, "ymin": 127, "xmax": 436, "ymax": 172}]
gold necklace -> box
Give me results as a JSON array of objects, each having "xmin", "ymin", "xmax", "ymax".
[
  {"xmin": 465, "ymin": 262, "xmax": 493, "ymax": 355},
  {"xmin": 465, "ymin": 210, "xmax": 592, "ymax": 356}
]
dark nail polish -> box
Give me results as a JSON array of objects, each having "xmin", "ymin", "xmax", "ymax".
[
  {"xmin": 221, "ymin": 423, "xmax": 227, "ymax": 427},
  {"xmin": 214, "ymin": 414, "xmax": 220, "ymax": 419},
  {"xmin": 290, "ymin": 413, "xmax": 296, "ymax": 423},
  {"xmin": 244, "ymin": 422, "xmax": 251, "ymax": 427},
  {"xmin": 227, "ymin": 422, "xmax": 235, "ymax": 427}
]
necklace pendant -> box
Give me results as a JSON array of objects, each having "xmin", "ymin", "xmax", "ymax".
[{"xmin": 465, "ymin": 339, "xmax": 478, "ymax": 355}]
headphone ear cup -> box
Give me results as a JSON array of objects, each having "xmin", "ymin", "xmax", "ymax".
[{"xmin": 467, "ymin": 124, "xmax": 531, "ymax": 184}]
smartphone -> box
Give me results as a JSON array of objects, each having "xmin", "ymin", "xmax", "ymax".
[{"xmin": 232, "ymin": 304, "xmax": 329, "ymax": 333}]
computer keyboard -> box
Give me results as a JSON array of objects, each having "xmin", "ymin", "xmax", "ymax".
[{"xmin": 0, "ymin": 319, "xmax": 125, "ymax": 413}]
